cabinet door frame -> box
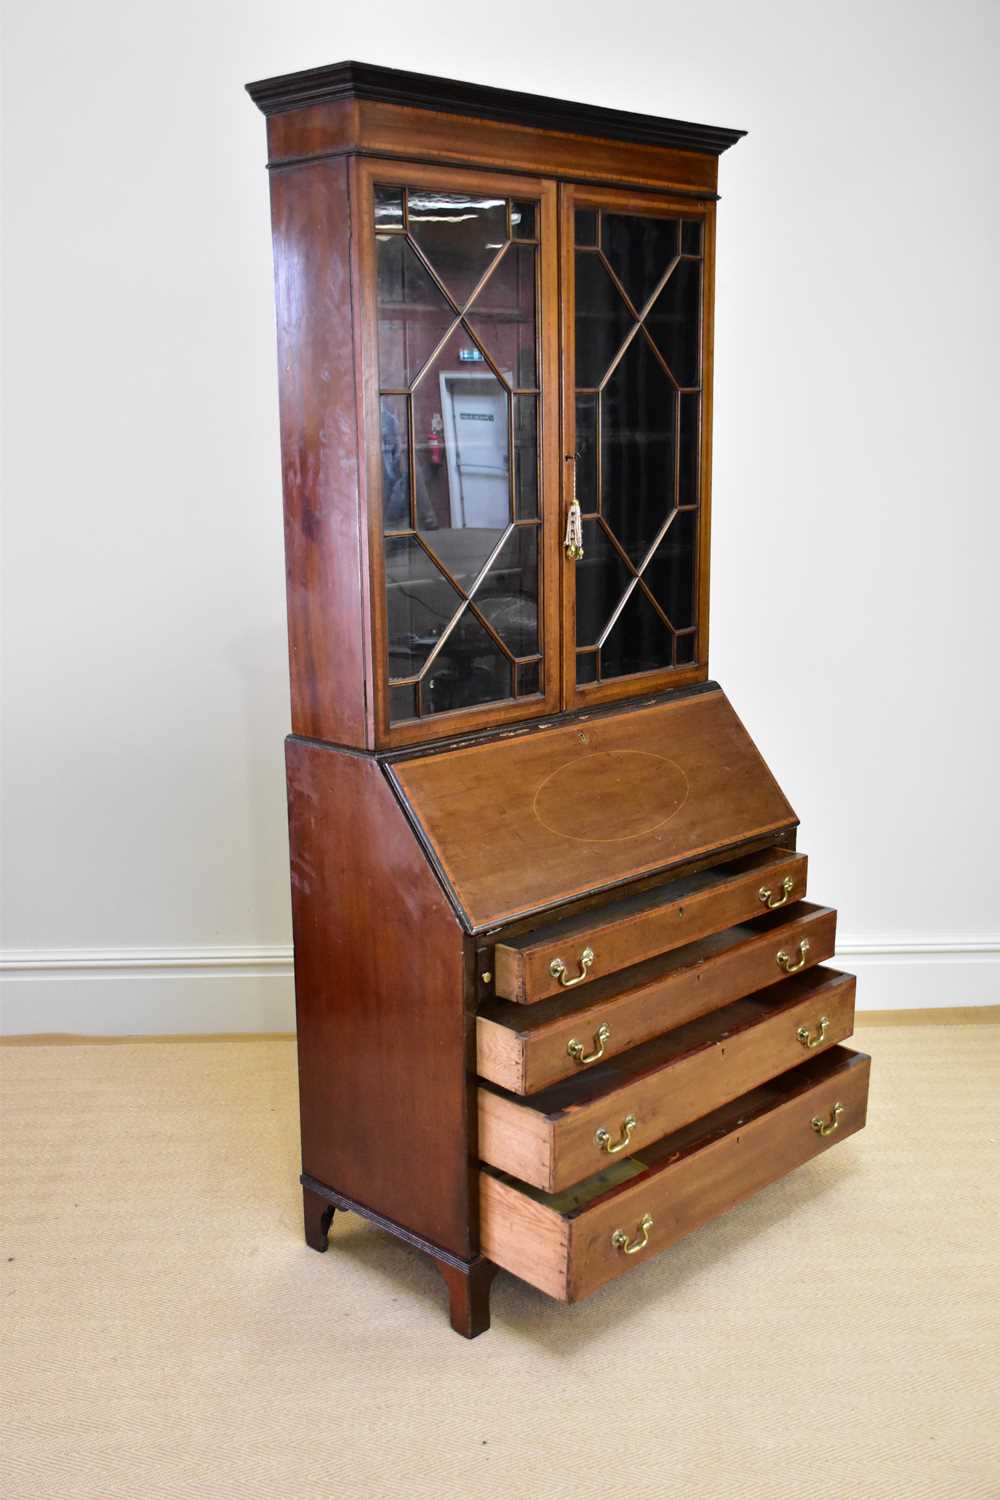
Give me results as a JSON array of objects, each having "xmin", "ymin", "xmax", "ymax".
[
  {"xmin": 352, "ymin": 157, "xmax": 561, "ymax": 749},
  {"xmin": 558, "ymin": 183, "xmax": 716, "ymax": 711}
]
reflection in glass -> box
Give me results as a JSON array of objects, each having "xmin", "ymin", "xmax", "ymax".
[
  {"xmin": 574, "ymin": 209, "xmax": 597, "ymax": 246},
  {"xmin": 575, "ymin": 396, "xmax": 597, "ymax": 512},
  {"xmin": 517, "ymin": 660, "xmax": 541, "ymax": 696},
  {"xmin": 601, "ymin": 584, "xmax": 672, "ymax": 678},
  {"xmin": 407, "ymin": 191, "xmax": 507, "ymax": 306},
  {"xmin": 377, "ymin": 186, "xmax": 543, "ymax": 723},
  {"xmin": 384, "ymin": 535, "xmax": 462, "ymax": 679},
  {"xmin": 576, "ymin": 650, "xmax": 598, "ymax": 685},
  {"xmin": 572, "ymin": 204, "xmax": 702, "ymax": 688},
  {"xmin": 422, "ymin": 608, "xmax": 513, "ymax": 715},
  {"xmin": 511, "ymin": 201, "xmax": 536, "ymax": 239},
  {"xmin": 678, "ymin": 392, "xmax": 700, "ymax": 506},
  {"xmin": 644, "ymin": 509, "xmax": 697, "ymax": 629},
  {"xmin": 575, "ymin": 520, "xmax": 631, "ymax": 647},
  {"xmin": 381, "ymin": 396, "xmax": 411, "ymax": 530},
  {"xmin": 602, "ymin": 335, "xmax": 677, "ymax": 564},
  {"xmin": 389, "ymin": 683, "xmax": 417, "ymax": 721},
  {"xmin": 513, "ymin": 397, "xmax": 539, "ymax": 519},
  {"xmin": 647, "ymin": 259, "xmax": 702, "ymax": 387},
  {"xmin": 575, "ymin": 252, "xmax": 633, "ymax": 388},
  {"xmin": 680, "ymin": 219, "xmax": 702, "ymax": 256},
  {"xmin": 374, "ymin": 184, "xmax": 404, "ymax": 228},
  {"xmin": 466, "ymin": 244, "xmax": 537, "ymax": 388},
  {"xmin": 477, "ymin": 526, "xmax": 539, "ymax": 657},
  {"xmin": 676, "ymin": 631, "xmax": 696, "ymax": 664},
  {"xmin": 377, "ymin": 235, "xmax": 456, "ymax": 389},
  {"xmin": 602, "ymin": 213, "xmax": 679, "ymax": 310}
]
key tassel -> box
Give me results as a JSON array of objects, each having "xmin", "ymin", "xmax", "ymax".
[{"xmin": 564, "ymin": 498, "xmax": 584, "ymax": 560}]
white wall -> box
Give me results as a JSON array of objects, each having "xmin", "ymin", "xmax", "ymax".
[{"xmin": 2, "ymin": 0, "xmax": 998, "ymax": 1032}]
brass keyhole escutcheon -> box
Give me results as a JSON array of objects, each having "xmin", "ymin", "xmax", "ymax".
[{"xmin": 550, "ymin": 945, "xmax": 595, "ymax": 988}]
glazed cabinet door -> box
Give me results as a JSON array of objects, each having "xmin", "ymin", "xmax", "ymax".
[
  {"xmin": 353, "ymin": 159, "xmax": 561, "ymax": 746},
  {"xmin": 560, "ymin": 185, "xmax": 715, "ymax": 707}
]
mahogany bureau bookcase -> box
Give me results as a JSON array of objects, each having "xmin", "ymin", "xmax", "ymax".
[{"xmin": 247, "ymin": 60, "xmax": 870, "ymax": 1336}]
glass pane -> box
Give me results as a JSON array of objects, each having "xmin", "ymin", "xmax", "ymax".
[
  {"xmin": 517, "ymin": 660, "xmax": 541, "ymax": 696},
  {"xmin": 374, "ymin": 184, "xmax": 404, "ymax": 229},
  {"xmin": 575, "ymin": 251, "xmax": 634, "ymax": 388},
  {"xmin": 646, "ymin": 259, "xmax": 702, "ymax": 388},
  {"xmin": 680, "ymin": 219, "xmax": 702, "ymax": 256},
  {"xmin": 380, "ymin": 396, "xmax": 411, "ymax": 530},
  {"xmin": 575, "ymin": 396, "xmax": 597, "ymax": 512},
  {"xmin": 675, "ymin": 631, "xmax": 696, "ymax": 665},
  {"xmin": 644, "ymin": 509, "xmax": 698, "ymax": 629},
  {"xmin": 466, "ymin": 243, "xmax": 537, "ymax": 389},
  {"xmin": 602, "ymin": 214, "xmax": 679, "ymax": 309},
  {"xmin": 600, "ymin": 583, "xmax": 673, "ymax": 678},
  {"xmin": 574, "ymin": 209, "xmax": 597, "ymax": 246},
  {"xmin": 601, "ymin": 335, "xmax": 677, "ymax": 564},
  {"xmin": 678, "ymin": 392, "xmax": 701, "ymax": 507},
  {"xmin": 389, "ymin": 683, "xmax": 417, "ymax": 722},
  {"xmin": 511, "ymin": 201, "xmax": 536, "ymax": 239},
  {"xmin": 576, "ymin": 650, "xmax": 598, "ymax": 685},
  {"xmin": 413, "ymin": 331, "xmax": 510, "ymax": 575},
  {"xmin": 377, "ymin": 235, "xmax": 456, "ymax": 389},
  {"xmin": 384, "ymin": 535, "xmax": 463, "ymax": 680},
  {"xmin": 476, "ymin": 526, "xmax": 538, "ymax": 657},
  {"xmin": 407, "ymin": 190, "xmax": 507, "ymax": 307},
  {"xmin": 422, "ymin": 608, "xmax": 513, "ymax": 715},
  {"xmin": 575, "ymin": 519, "xmax": 632, "ymax": 647},
  {"xmin": 513, "ymin": 397, "xmax": 538, "ymax": 519}
]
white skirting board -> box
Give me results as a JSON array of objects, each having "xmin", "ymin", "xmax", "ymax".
[{"xmin": 1, "ymin": 940, "xmax": 998, "ymax": 1035}]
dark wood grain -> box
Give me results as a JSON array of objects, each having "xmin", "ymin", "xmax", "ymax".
[
  {"xmin": 433, "ymin": 1257, "xmax": 500, "ymax": 1338},
  {"xmin": 286, "ymin": 737, "xmax": 473, "ymax": 1257},
  {"xmin": 268, "ymin": 158, "xmax": 372, "ymax": 748},
  {"xmin": 247, "ymin": 60, "xmax": 746, "ymax": 158},
  {"xmin": 388, "ymin": 689, "xmax": 797, "ymax": 930}
]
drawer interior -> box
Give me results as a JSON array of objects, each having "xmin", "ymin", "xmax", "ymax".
[{"xmin": 479, "ymin": 1046, "xmax": 870, "ymax": 1300}]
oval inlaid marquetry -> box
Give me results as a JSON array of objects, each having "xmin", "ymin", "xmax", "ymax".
[{"xmin": 532, "ymin": 749, "xmax": 689, "ymax": 844}]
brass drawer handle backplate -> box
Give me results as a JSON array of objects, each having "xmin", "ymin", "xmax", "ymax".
[
  {"xmin": 776, "ymin": 937, "xmax": 810, "ymax": 974},
  {"xmin": 567, "ymin": 1022, "xmax": 611, "ymax": 1065},
  {"xmin": 611, "ymin": 1213, "xmax": 653, "ymax": 1256},
  {"xmin": 797, "ymin": 1015, "xmax": 830, "ymax": 1049},
  {"xmin": 550, "ymin": 945, "xmax": 595, "ymax": 988},
  {"xmin": 595, "ymin": 1113, "xmax": 637, "ymax": 1155},
  {"xmin": 811, "ymin": 1102, "xmax": 844, "ymax": 1137},
  {"xmin": 759, "ymin": 875, "xmax": 794, "ymax": 909}
]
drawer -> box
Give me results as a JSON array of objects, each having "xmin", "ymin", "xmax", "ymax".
[
  {"xmin": 478, "ymin": 966, "xmax": 855, "ymax": 1192},
  {"xmin": 478, "ymin": 901, "xmax": 837, "ymax": 1095},
  {"xmin": 491, "ymin": 846, "xmax": 808, "ymax": 1003},
  {"xmin": 480, "ymin": 1045, "xmax": 870, "ymax": 1302}
]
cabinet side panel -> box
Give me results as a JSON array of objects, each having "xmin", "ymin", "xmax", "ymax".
[
  {"xmin": 269, "ymin": 159, "xmax": 370, "ymax": 746},
  {"xmin": 286, "ymin": 738, "xmax": 471, "ymax": 1256}
]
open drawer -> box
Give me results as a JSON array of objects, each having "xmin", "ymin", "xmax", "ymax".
[
  {"xmin": 478, "ymin": 902, "xmax": 837, "ymax": 1095},
  {"xmin": 479, "ymin": 1046, "xmax": 870, "ymax": 1302},
  {"xmin": 492, "ymin": 846, "xmax": 808, "ymax": 1003},
  {"xmin": 478, "ymin": 966, "xmax": 855, "ymax": 1192}
]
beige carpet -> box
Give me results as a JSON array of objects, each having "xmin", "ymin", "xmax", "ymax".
[{"xmin": 2, "ymin": 1021, "xmax": 998, "ymax": 1500}]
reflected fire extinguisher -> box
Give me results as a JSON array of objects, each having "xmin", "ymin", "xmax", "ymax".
[{"xmin": 426, "ymin": 412, "xmax": 444, "ymax": 468}]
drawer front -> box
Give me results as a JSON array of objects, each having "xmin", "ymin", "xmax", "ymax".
[
  {"xmin": 478, "ymin": 966, "xmax": 855, "ymax": 1192},
  {"xmin": 478, "ymin": 901, "xmax": 837, "ymax": 1095},
  {"xmin": 492, "ymin": 847, "xmax": 808, "ymax": 1004},
  {"xmin": 480, "ymin": 1046, "xmax": 870, "ymax": 1302}
]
